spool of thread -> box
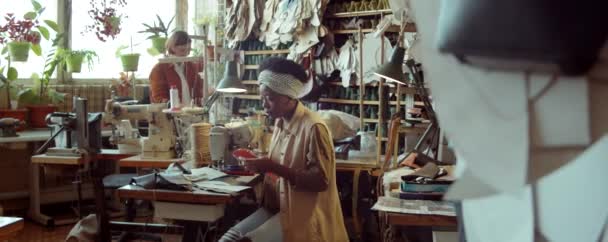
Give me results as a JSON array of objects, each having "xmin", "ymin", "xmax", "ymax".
[
  {"xmin": 190, "ymin": 122, "xmax": 212, "ymax": 167},
  {"xmin": 170, "ymin": 85, "xmax": 180, "ymax": 110}
]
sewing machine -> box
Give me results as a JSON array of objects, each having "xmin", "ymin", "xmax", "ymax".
[
  {"xmin": 103, "ymin": 101, "xmax": 176, "ymax": 159},
  {"xmin": 209, "ymin": 119, "xmax": 268, "ymax": 170},
  {"xmin": 39, "ymin": 99, "xmax": 102, "ymax": 157},
  {"xmin": 0, "ymin": 118, "xmax": 23, "ymax": 137}
]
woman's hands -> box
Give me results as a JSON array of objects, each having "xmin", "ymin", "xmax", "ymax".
[
  {"xmin": 245, "ymin": 157, "xmax": 295, "ymax": 183},
  {"xmin": 244, "ymin": 157, "xmax": 277, "ymax": 173}
]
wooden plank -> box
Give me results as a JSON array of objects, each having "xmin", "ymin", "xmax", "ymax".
[
  {"xmin": 0, "ymin": 217, "xmax": 24, "ymax": 240},
  {"xmin": 31, "ymin": 154, "xmax": 85, "ymax": 165},
  {"xmin": 333, "ymin": 25, "xmax": 415, "ymax": 34},
  {"xmin": 244, "ymin": 65, "xmax": 259, "ymax": 70},
  {"xmin": 116, "ymin": 185, "xmax": 233, "ymax": 204},
  {"xmin": 318, "ymin": 98, "xmax": 379, "ymax": 105},
  {"xmin": 243, "ymin": 49, "xmax": 290, "ymax": 55},
  {"xmin": 336, "ymin": 160, "xmax": 378, "ymax": 170},
  {"xmin": 118, "ymin": 155, "xmax": 184, "ymax": 169},
  {"xmin": 326, "ymin": 9, "xmax": 392, "ymax": 18},
  {"xmin": 386, "ymin": 212, "xmax": 458, "ymax": 227}
]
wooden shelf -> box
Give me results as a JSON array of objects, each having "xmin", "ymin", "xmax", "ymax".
[
  {"xmin": 399, "ymin": 126, "xmax": 427, "ymax": 133},
  {"xmin": 242, "ymin": 80, "xmax": 259, "ymax": 85},
  {"xmin": 318, "ymin": 98, "xmax": 380, "ymax": 105},
  {"xmin": 333, "ymin": 24, "xmax": 415, "ymax": 34},
  {"xmin": 326, "ymin": 9, "xmax": 392, "ymax": 18},
  {"xmin": 243, "ymin": 49, "xmax": 290, "ymax": 55},
  {"xmin": 318, "ymin": 98, "xmax": 359, "ymax": 104},
  {"xmin": 244, "ymin": 65, "xmax": 259, "ymax": 69}
]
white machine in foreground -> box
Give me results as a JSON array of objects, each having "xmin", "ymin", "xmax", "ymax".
[{"xmin": 104, "ymin": 101, "xmax": 176, "ymax": 159}]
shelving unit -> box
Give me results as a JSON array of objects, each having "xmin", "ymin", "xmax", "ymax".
[
  {"xmin": 326, "ymin": 9, "xmax": 393, "ymax": 18},
  {"xmin": 332, "ymin": 25, "xmax": 415, "ymax": 34},
  {"xmin": 229, "ymin": 39, "xmax": 291, "ymax": 114},
  {"xmin": 318, "ymin": 1, "xmax": 423, "ymax": 165}
]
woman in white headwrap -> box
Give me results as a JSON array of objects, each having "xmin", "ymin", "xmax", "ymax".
[{"xmin": 219, "ymin": 57, "xmax": 348, "ymax": 242}]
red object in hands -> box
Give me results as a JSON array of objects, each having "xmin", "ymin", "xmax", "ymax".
[{"xmin": 232, "ymin": 148, "xmax": 257, "ymax": 160}]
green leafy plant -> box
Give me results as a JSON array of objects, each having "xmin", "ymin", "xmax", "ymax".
[
  {"xmin": 0, "ymin": 0, "xmax": 58, "ymax": 56},
  {"xmin": 84, "ymin": 0, "xmax": 127, "ymax": 42},
  {"xmin": 194, "ymin": 15, "xmax": 216, "ymax": 37},
  {"xmin": 138, "ymin": 14, "xmax": 174, "ymax": 39},
  {"xmin": 17, "ymin": 33, "xmax": 67, "ymax": 105},
  {"xmin": 58, "ymin": 49, "xmax": 98, "ymax": 72},
  {"xmin": 0, "ymin": 0, "xmax": 59, "ymax": 109},
  {"xmin": 139, "ymin": 15, "xmax": 174, "ymax": 56}
]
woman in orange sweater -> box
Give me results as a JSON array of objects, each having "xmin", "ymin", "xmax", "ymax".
[{"xmin": 149, "ymin": 31, "xmax": 204, "ymax": 105}]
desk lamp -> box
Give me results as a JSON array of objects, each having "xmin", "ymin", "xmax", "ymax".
[
  {"xmin": 203, "ymin": 60, "xmax": 246, "ymax": 112},
  {"xmin": 373, "ymin": 20, "xmax": 441, "ymax": 167}
]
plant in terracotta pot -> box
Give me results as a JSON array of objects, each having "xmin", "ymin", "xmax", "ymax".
[
  {"xmin": 0, "ymin": 0, "xmax": 58, "ymax": 62},
  {"xmin": 17, "ymin": 33, "xmax": 67, "ymax": 128},
  {"xmin": 139, "ymin": 14, "xmax": 174, "ymax": 56},
  {"xmin": 58, "ymin": 49, "xmax": 98, "ymax": 73}
]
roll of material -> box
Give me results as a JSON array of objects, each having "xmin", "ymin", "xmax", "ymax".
[
  {"xmin": 190, "ymin": 122, "xmax": 212, "ymax": 167},
  {"xmin": 170, "ymin": 85, "xmax": 180, "ymax": 109}
]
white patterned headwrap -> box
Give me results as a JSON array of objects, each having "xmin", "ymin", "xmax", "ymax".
[{"xmin": 258, "ymin": 70, "xmax": 312, "ymax": 99}]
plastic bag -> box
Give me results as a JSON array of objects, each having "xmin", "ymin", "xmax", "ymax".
[{"xmin": 317, "ymin": 110, "xmax": 361, "ymax": 140}]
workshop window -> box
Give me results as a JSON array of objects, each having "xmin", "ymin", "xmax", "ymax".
[
  {"xmin": 71, "ymin": 0, "xmax": 176, "ymax": 79},
  {"xmin": 0, "ymin": 0, "xmax": 58, "ymax": 80}
]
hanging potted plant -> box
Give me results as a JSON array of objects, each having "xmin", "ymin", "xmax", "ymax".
[
  {"xmin": 0, "ymin": 0, "xmax": 57, "ymax": 62},
  {"xmin": 83, "ymin": 0, "xmax": 127, "ymax": 42},
  {"xmin": 18, "ymin": 33, "xmax": 67, "ymax": 128},
  {"xmin": 116, "ymin": 40, "xmax": 140, "ymax": 72},
  {"xmin": 139, "ymin": 14, "xmax": 174, "ymax": 56},
  {"xmin": 58, "ymin": 49, "xmax": 98, "ymax": 73}
]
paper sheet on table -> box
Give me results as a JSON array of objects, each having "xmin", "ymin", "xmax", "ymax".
[
  {"xmin": 535, "ymin": 135, "xmax": 608, "ymax": 242},
  {"xmin": 410, "ymin": 0, "xmax": 528, "ymax": 195},
  {"xmin": 371, "ymin": 196, "xmax": 456, "ymax": 217},
  {"xmin": 183, "ymin": 167, "xmax": 228, "ymax": 182},
  {"xmin": 528, "ymin": 74, "xmax": 590, "ymax": 147},
  {"xmin": 194, "ymin": 180, "xmax": 250, "ymax": 194},
  {"xmin": 160, "ymin": 172, "xmax": 191, "ymax": 186},
  {"xmin": 461, "ymin": 186, "xmax": 533, "ymax": 242}
]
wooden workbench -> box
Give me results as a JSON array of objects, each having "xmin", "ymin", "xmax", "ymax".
[
  {"xmin": 0, "ymin": 217, "xmax": 24, "ymax": 240},
  {"xmin": 118, "ymin": 155, "xmax": 184, "ymax": 169}
]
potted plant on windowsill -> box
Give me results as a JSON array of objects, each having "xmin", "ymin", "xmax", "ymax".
[
  {"xmin": 58, "ymin": 49, "xmax": 98, "ymax": 73},
  {"xmin": 139, "ymin": 14, "xmax": 174, "ymax": 56},
  {"xmin": 17, "ymin": 33, "xmax": 67, "ymax": 128},
  {"xmin": 0, "ymin": 0, "xmax": 59, "ymax": 129},
  {"xmin": 116, "ymin": 41, "xmax": 140, "ymax": 72}
]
